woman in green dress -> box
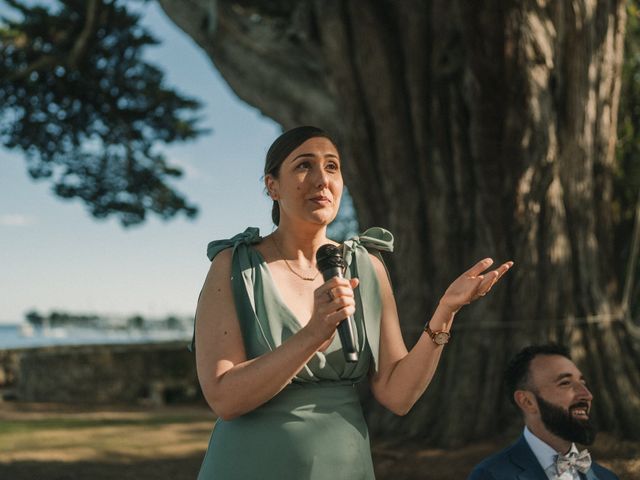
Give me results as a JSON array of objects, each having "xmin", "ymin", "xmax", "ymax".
[{"xmin": 194, "ymin": 126, "xmax": 513, "ymax": 479}]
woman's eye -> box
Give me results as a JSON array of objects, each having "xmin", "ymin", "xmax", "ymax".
[
  {"xmin": 326, "ymin": 162, "xmax": 339, "ymax": 171},
  {"xmin": 296, "ymin": 161, "xmax": 310, "ymax": 170}
]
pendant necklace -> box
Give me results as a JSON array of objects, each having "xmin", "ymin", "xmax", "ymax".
[{"xmin": 271, "ymin": 235, "xmax": 320, "ymax": 282}]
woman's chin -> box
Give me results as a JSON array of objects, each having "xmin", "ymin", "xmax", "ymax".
[
  {"xmin": 282, "ymin": 209, "xmax": 338, "ymax": 227},
  {"xmin": 306, "ymin": 211, "xmax": 337, "ymax": 226}
]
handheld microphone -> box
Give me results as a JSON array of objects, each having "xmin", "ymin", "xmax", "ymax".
[{"xmin": 316, "ymin": 244, "xmax": 359, "ymax": 363}]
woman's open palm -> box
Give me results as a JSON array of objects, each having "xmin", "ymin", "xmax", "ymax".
[{"xmin": 440, "ymin": 258, "xmax": 513, "ymax": 313}]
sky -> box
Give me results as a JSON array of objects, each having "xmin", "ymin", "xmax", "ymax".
[{"xmin": 0, "ymin": 2, "xmax": 282, "ymax": 323}]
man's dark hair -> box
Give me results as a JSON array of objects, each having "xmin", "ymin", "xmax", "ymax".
[{"xmin": 504, "ymin": 344, "xmax": 571, "ymax": 406}]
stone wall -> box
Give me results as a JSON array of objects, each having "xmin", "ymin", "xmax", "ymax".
[{"xmin": 0, "ymin": 342, "xmax": 202, "ymax": 405}]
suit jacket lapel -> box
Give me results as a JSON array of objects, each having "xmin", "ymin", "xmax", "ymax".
[
  {"xmin": 584, "ymin": 469, "xmax": 599, "ymax": 480},
  {"xmin": 508, "ymin": 436, "xmax": 550, "ymax": 480}
]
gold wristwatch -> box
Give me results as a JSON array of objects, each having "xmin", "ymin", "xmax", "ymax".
[{"xmin": 424, "ymin": 323, "xmax": 450, "ymax": 346}]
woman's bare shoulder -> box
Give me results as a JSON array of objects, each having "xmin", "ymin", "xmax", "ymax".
[
  {"xmin": 208, "ymin": 246, "xmax": 232, "ymax": 269},
  {"xmin": 203, "ymin": 248, "xmax": 234, "ymax": 291},
  {"xmin": 366, "ymin": 252, "xmax": 387, "ymax": 276}
]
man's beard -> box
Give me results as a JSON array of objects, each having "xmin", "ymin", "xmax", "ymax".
[{"xmin": 534, "ymin": 394, "xmax": 597, "ymax": 445}]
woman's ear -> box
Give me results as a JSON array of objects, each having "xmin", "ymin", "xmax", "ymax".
[{"xmin": 265, "ymin": 174, "xmax": 279, "ymax": 200}]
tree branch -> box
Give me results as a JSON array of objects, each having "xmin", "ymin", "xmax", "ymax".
[
  {"xmin": 6, "ymin": 0, "xmax": 100, "ymax": 80},
  {"xmin": 7, "ymin": 54, "xmax": 59, "ymax": 81},
  {"xmin": 68, "ymin": 0, "xmax": 100, "ymax": 69},
  {"xmin": 156, "ymin": 0, "xmax": 338, "ymax": 129}
]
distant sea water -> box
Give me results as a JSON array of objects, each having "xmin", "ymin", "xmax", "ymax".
[{"xmin": 0, "ymin": 323, "xmax": 193, "ymax": 350}]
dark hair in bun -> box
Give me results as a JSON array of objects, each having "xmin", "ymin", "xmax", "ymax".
[{"xmin": 264, "ymin": 126, "xmax": 337, "ymax": 225}]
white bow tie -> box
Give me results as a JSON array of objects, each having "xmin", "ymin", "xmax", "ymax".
[{"xmin": 555, "ymin": 449, "xmax": 592, "ymax": 475}]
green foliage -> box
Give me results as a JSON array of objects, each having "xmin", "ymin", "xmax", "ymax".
[
  {"xmin": 618, "ymin": 3, "xmax": 640, "ymax": 220},
  {"xmin": 25, "ymin": 309, "xmax": 189, "ymax": 330},
  {"xmin": 616, "ymin": 1, "xmax": 640, "ymax": 314},
  {"xmin": 127, "ymin": 314, "xmax": 145, "ymax": 329},
  {"xmin": 24, "ymin": 309, "xmax": 44, "ymax": 327},
  {"xmin": 25, "ymin": 309, "xmax": 101, "ymax": 327},
  {"xmin": 0, "ymin": 0, "xmax": 206, "ymax": 226}
]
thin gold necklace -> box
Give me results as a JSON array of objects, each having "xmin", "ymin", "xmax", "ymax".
[{"xmin": 271, "ymin": 235, "xmax": 320, "ymax": 282}]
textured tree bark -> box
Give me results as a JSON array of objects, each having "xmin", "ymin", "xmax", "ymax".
[{"xmin": 158, "ymin": 0, "xmax": 640, "ymax": 445}]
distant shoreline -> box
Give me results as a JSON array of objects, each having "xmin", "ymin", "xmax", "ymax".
[{"xmin": 0, "ymin": 323, "xmax": 192, "ymax": 350}]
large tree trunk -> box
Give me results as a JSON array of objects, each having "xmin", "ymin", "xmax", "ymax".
[{"xmin": 159, "ymin": 0, "xmax": 640, "ymax": 445}]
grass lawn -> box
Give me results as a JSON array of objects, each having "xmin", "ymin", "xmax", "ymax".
[{"xmin": 0, "ymin": 402, "xmax": 638, "ymax": 479}]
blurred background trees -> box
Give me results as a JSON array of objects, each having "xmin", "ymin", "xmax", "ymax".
[
  {"xmin": 0, "ymin": 0, "xmax": 205, "ymax": 226},
  {"xmin": 616, "ymin": 1, "xmax": 640, "ymax": 319},
  {"xmin": 2, "ymin": 0, "xmax": 639, "ymax": 446}
]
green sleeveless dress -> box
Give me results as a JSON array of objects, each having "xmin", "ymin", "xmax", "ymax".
[{"xmin": 196, "ymin": 227, "xmax": 394, "ymax": 480}]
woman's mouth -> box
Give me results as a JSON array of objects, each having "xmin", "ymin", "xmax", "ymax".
[{"xmin": 309, "ymin": 196, "xmax": 331, "ymax": 205}]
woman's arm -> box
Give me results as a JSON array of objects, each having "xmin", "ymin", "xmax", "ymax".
[
  {"xmin": 369, "ymin": 256, "xmax": 512, "ymax": 415},
  {"xmin": 195, "ymin": 248, "xmax": 357, "ymax": 420}
]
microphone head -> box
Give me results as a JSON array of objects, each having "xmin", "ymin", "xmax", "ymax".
[
  {"xmin": 344, "ymin": 351, "xmax": 358, "ymax": 363},
  {"xmin": 316, "ymin": 244, "xmax": 345, "ymax": 273}
]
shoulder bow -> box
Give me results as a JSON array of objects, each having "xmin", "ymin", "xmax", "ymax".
[
  {"xmin": 342, "ymin": 227, "xmax": 394, "ymax": 265},
  {"xmin": 206, "ymin": 227, "xmax": 262, "ymax": 261}
]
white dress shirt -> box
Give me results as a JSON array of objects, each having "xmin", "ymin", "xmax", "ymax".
[{"xmin": 523, "ymin": 426, "xmax": 582, "ymax": 480}]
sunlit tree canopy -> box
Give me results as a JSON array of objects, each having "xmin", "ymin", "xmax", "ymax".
[{"xmin": 0, "ymin": 0, "xmax": 206, "ymax": 225}]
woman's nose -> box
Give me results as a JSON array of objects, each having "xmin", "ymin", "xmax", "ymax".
[{"xmin": 314, "ymin": 167, "xmax": 329, "ymax": 188}]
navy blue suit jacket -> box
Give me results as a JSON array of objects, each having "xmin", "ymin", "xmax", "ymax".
[{"xmin": 467, "ymin": 436, "xmax": 619, "ymax": 480}]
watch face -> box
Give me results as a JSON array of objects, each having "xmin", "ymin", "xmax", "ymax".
[{"xmin": 434, "ymin": 332, "xmax": 450, "ymax": 345}]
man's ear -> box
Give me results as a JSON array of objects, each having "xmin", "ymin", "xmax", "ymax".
[
  {"xmin": 514, "ymin": 390, "xmax": 538, "ymax": 414},
  {"xmin": 265, "ymin": 174, "xmax": 279, "ymax": 200}
]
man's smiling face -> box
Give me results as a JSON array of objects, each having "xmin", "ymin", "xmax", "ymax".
[{"xmin": 527, "ymin": 354, "xmax": 596, "ymax": 445}]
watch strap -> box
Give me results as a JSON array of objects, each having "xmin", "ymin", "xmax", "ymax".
[{"xmin": 424, "ymin": 323, "xmax": 451, "ymax": 345}]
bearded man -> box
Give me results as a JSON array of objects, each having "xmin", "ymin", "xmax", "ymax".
[{"xmin": 468, "ymin": 344, "xmax": 619, "ymax": 480}]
